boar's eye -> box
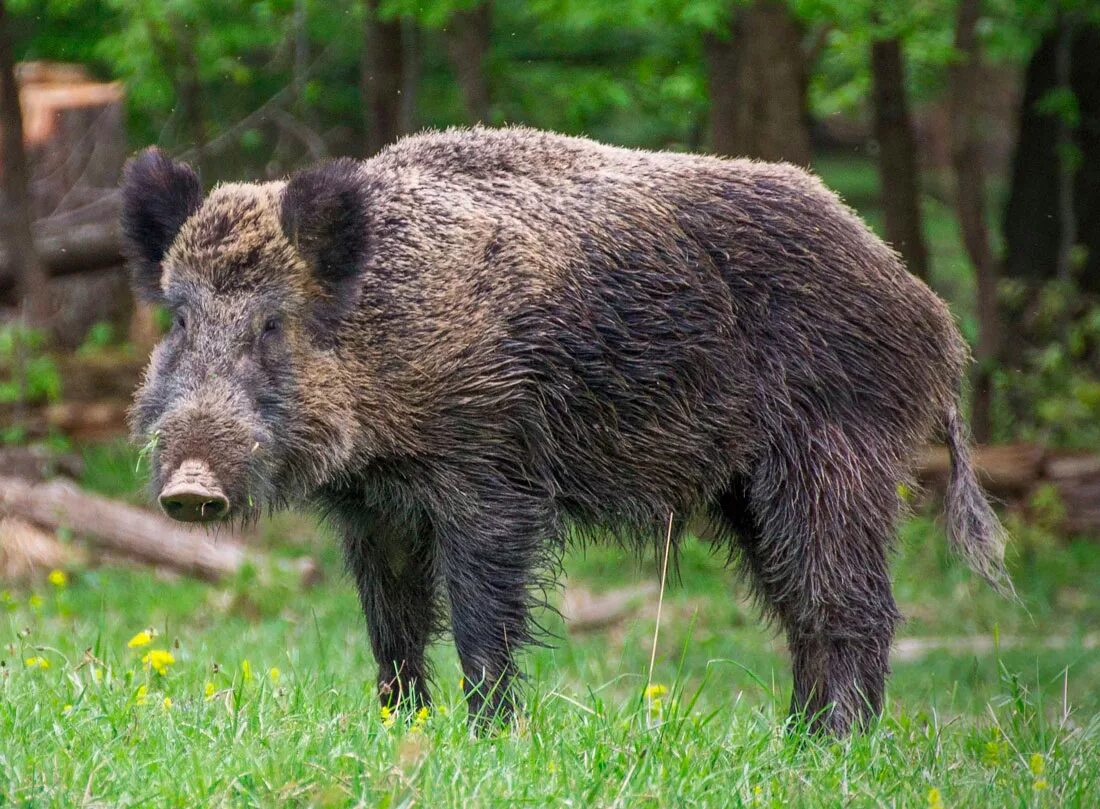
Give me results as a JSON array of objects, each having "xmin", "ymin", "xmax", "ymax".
[
  {"xmin": 173, "ymin": 311, "xmax": 187, "ymax": 332},
  {"xmin": 261, "ymin": 315, "xmax": 283, "ymax": 340}
]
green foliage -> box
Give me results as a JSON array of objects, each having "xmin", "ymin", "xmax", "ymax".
[
  {"xmin": 76, "ymin": 321, "xmax": 118, "ymax": 355},
  {"xmin": 997, "ymin": 281, "xmax": 1100, "ymax": 448},
  {"xmin": 0, "ymin": 325, "xmax": 62, "ymax": 407}
]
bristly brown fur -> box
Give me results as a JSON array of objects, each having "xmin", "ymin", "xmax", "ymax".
[{"xmin": 121, "ymin": 126, "xmax": 1008, "ymax": 735}]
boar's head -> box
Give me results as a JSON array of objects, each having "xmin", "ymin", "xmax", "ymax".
[{"xmin": 121, "ymin": 148, "xmax": 364, "ymax": 523}]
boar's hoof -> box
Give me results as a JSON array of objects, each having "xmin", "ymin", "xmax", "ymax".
[{"xmin": 159, "ymin": 460, "xmax": 230, "ymax": 523}]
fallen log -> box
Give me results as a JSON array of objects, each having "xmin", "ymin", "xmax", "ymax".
[
  {"xmin": 0, "ymin": 398, "xmax": 130, "ymax": 442},
  {"xmin": 915, "ymin": 442, "xmax": 1100, "ymax": 535},
  {"xmin": 562, "ymin": 582, "xmax": 659, "ymax": 633},
  {"xmin": 0, "ymin": 475, "xmax": 247, "ymax": 582},
  {"xmin": 915, "ymin": 442, "xmax": 1046, "ymax": 497},
  {"xmin": 0, "ymin": 214, "xmax": 123, "ymax": 303},
  {"xmin": 0, "ymin": 515, "xmax": 83, "ymax": 578}
]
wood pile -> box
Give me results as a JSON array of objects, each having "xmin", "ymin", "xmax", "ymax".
[{"xmin": 0, "ymin": 62, "xmax": 129, "ymax": 346}]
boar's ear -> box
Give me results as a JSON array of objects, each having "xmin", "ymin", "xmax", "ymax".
[
  {"xmin": 120, "ymin": 147, "xmax": 203, "ymax": 302},
  {"xmin": 279, "ymin": 158, "xmax": 368, "ymax": 325}
]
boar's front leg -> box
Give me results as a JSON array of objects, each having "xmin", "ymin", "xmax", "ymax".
[
  {"xmin": 434, "ymin": 479, "xmax": 558, "ymax": 730},
  {"xmin": 332, "ymin": 498, "xmax": 439, "ymax": 712}
]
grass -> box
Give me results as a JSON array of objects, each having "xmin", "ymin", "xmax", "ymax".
[{"xmin": 1, "ymin": 446, "xmax": 1099, "ymax": 805}]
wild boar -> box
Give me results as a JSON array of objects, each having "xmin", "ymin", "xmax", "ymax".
[{"xmin": 121, "ymin": 126, "xmax": 1008, "ymax": 734}]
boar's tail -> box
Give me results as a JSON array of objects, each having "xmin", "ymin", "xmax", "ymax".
[{"xmin": 942, "ymin": 403, "xmax": 1014, "ymax": 596}]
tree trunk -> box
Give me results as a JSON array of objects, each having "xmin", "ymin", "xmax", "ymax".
[
  {"xmin": 703, "ymin": 0, "xmax": 811, "ymax": 165},
  {"xmin": 362, "ymin": 0, "xmax": 404, "ymax": 155},
  {"xmin": 870, "ymin": 36, "xmax": 929, "ymax": 280},
  {"xmin": 1053, "ymin": 14, "xmax": 1077, "ymax": 281},
  {"xmin": 0, "ymin": 1, "xmax": 49, "ymax": 326},
  {"xmin": 949, "ymin": 0, "xmax": 1000, "ymax": 442},
  {"xmin": 399, "ymin": 16, "xmax": 419, "ymax": 133},
  {"xmin": 1004, "ymin": 24, "xmax": 1100, "ymax": 294},
  {"xmin": 445, "ymin": 2, "xmax": 491, "ymax": 124}
]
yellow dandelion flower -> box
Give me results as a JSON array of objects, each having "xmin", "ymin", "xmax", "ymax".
[
  {"xmin": 127, "ymin": 630, "xmax": 153, "ymax": 648},
  {"xmin": 134, "ymin": 684, "xmax": 148, "ymax": 705},
  {"xmin": 411, "ymin": 705, "xmax": 430, "ymax": 731},
  {"xmin": 268, "ymin": 667, "xmax": 280, "ymax": 683},
  {"xmin": 240, "ymin": 659, "xmax": 253, "ymax": 682},
  {"xmin": 927, "ymin": 787, "xmax": 944, "ymax": 809},
  {"xmin": 92, "ymin": 666, "xmax": 104, "ymax": 683},
  {"xmin": 28, "ymin": 594, "xmax": 43, "ymax": 608},
  {"xmin": 1034, "ymin": 779, "xmax": 1049, "ymax": 791},
  {"xmin": 24, "ymin": 656, "xmax": 49, "ymax": 669},
  {"xmin": 1029, "ymin": 753, "xmax": 1045, "ymax": 777},
  {"xmin": 645, "ymin": 683, "xmax": 669, "ymax": 700},
  {"xmin": 141, "ymin": 649, "xmax": 175, "ymax": 676},
  {"xmin": 47, "ymin": 569, "xmax": 68, "ymax": 587},
  {"xmin": 163, "ymin": 697, "xmax": 172, "ymax": 710},
  {"xmin": 62, "ymin": 704, "xmax": 73, "ymax": 714},
  {"xmin": 204, "ymin": 681, "xmax": 216, "ymax": 700},
  {"xmin": 380, "ymin": 704, "xmax": 396, "ymax": 728}
]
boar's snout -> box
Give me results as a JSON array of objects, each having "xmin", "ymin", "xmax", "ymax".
[{"xmin": 159, "ymin": 459, "xmax": 230, "ymax": 523}]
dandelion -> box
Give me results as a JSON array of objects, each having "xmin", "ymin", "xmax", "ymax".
[
  {"xmin": 62, "ymin": 704, "xmax": 73, "ymax": 714},
  {"xmin": 163, "ymin": 697, "xmax": 172, "ymax": 710},
  {"xmin": 142, "ymin": 649, "xmax": 175, "ymax": 676},
  {"xmin": 646, "ymin": 683, "xmax": 670, "ymax": 717},
  {"xmin": 204, "ymin": 681, "xmax": 216, "ymax": 700},
  {"xmin": 92, "ymin": 666, "xmax": 104, "ymax": 684},
  {"xmin": 644, "ymin": 683, "xmax": 668, "ymax": 700},
  {"xmin": 1030, "ymin": 753, "xmax": 1048, "ymax": 790},
  {"xmin": 411, "ymin": 706, "xmax": 430, "ymax": 731},
  {"xmin": 134, "ymin": 684, "xmax": 148, "ymax": 705},
  {"xmin": 241, "ymin": 659, "xmax": 253, "ymax": 682},
  {"xmin": 24, "ymin": 656, "xmax": 49, "ymax": 669},
  {"xmin": 28, "ymin": 594, "xmax": 43, "ymax": 609},
  {"xmin": 127, "ymin": 630, "xmax": 154, "ymax": 648},
  {"xmin": 1029, "ymin": 753, "xmax": 1045, "ymax": 777},
  {"xmin": 47, "ymin": 569, "xmax": 67, "ymax": 587},
  {"xmin": 927, "ymin": 787, "xmax": 944, "ymax": 809},
  {"xmin": 380, "ymin": 705, "xmax": 396, "ymax": 728},
  {"xmin": 268, "ymin": 666, "xmax": 280, "ymax": 683}
]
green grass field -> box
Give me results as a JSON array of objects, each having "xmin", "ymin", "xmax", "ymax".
[{"xmin": 2, "ymin": 445, "xmax": 1099, "ymax": 806}]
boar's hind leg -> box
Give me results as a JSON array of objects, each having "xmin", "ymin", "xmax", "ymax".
[
  {"xmin": 435, "ymin": 484, "xmax": 558, "ymax": 730},
  {"xmin": 717, "ymin": 431, "xmax": 902, "ymax": 736},
  {"xmin": 338, "ymin": 504, "xmax": 439, "ymax": 712}
]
